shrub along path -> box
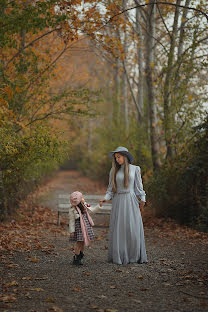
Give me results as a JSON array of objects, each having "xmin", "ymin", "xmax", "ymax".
[{"xmin": 0, "ymin": 170, "xmax": 208, "ymax": 312}]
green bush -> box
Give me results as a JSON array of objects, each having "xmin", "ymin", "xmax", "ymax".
[
  {"xmin": 146, "ymin": 117, "xmax": 208, "ymax": 231},
  {"xmin": 0, "ymin": 124, "xmax": 68, "ymax": 218}
]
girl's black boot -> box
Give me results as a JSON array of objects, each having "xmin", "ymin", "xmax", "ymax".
[
  {"xmin": 72, "ymin": 254, "xmax": 83, "ymax": 265},
  {"xmin": 79, "ymin": 251, "xmax": 84, "ymax": 259}
]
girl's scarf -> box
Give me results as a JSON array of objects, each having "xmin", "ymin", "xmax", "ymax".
[{"xmin": 76, "ymin": 206, "xmax": 94, "ymax": 246}]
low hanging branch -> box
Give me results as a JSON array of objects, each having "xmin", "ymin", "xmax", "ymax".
[
  {"xmin": 99, "ymin": 1, "xmax": 208, "ymax": 31},
  {"xmin": 5, "ymin": 28, "xmax": 61, "ymax": 68}
]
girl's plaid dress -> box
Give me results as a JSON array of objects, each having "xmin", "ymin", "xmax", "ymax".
[{"xmin": 70, "ymin": 210, "xmax": 95, "ymax": 242}]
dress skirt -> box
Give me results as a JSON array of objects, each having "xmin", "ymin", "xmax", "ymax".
[
  {"xmin": 70, "ymin": 213, "xmax": 95, "ymax": 242},
  {"xmin": 108, "ymin": 191, "xmax": 147, "ymax": 264}
]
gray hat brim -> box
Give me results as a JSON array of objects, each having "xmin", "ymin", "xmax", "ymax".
[{"xmin": 108, "ymin": 149, "xmax": 134, "ymax": 164}]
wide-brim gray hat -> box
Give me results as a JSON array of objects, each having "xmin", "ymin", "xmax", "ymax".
[{"xmin": 108, "ymin": 146, "xmax": 134, "ymax": 163}]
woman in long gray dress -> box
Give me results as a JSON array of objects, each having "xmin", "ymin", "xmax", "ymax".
[{"xmin": 100, "ymin": 146, "xmax": 147, "ymax": 265}]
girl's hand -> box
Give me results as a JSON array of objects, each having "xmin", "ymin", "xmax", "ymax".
[
  {"xmin": 81, "ymin": 197, "xmax": 85, "ymax": 204},
  {"xmin": 99, "ymin": 198, "xmax": 106, "ymax": 207}
]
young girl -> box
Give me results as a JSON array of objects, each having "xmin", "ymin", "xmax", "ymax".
[{"xmin": 69, "ymin": 191, "xmax": 101, "ymax": 265}]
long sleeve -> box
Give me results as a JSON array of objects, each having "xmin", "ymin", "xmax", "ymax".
[
  {"xmin": 104, "ymin": 168, "xmax": 114, "ymax": 201},
  {"xmin": 87, "ymin": 204, "xmax": 101, "ymax": 214},
  {"xmin": 68, "ymin": 205, "xmax": 75, "ymax": 233},
  {"xmin": 134, "ymin": 166, "xmax": 146, "ymax": 202}
]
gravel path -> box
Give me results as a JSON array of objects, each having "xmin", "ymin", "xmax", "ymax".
[{"xmin": 1, "ymin": 170, "xmax": 208, "ymax": 312}]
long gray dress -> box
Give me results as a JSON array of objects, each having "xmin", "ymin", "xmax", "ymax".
[{"xmin": 104, "ymin": 164, "xmax": 147, "ymax": 265}]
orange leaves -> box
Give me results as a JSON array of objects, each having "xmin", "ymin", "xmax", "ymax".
[
  {"xmin": 73, "ymin": 286, "xmax": 82, "ymax": 292},
  {"xmin": 27, "ymin": 255, "xmax": 39, "ymax": 263},
  {"xmin": 5, "ymin": 280, "xmax": 19, "ymax": 288},
  {"xmin": 4, "ymin": 85, "xmax": 13, "ymax": 100},
  {"xmin": 0, "ymin": 294, "xmax": 16, "ymax": 303}
]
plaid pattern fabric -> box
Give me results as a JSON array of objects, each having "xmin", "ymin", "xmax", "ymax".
[{"xmin": 70, "ymin": 213, "xmax": 95, "ymax": 242}]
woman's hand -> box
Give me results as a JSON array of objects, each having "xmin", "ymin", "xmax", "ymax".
[
  {"xmin": 140, "ymin": 201, "xmax": 145, "ymax": 214},
  {"xmin": 70, "ymin": 232, "xmax": 75, "ymax": 238},
  {"xmin": 99, "ymin": 198, "xmax": 106, "ymax": 207},
  {"xmin": 140, "ymin": 201, "xmax": 145, "ymax": 209}
]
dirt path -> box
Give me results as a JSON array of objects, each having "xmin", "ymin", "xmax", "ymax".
[{"xmin": 1, "ymin": 170, "xmax": 208, "ymax": 312}]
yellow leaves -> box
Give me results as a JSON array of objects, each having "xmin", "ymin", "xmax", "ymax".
[
  {"xmin": 22, "ymin": 276, "xmax": 32, "ymax": 280},
  {"xmin": 137, "ymin": 275, "xmax": 144, "ymax": 279},
  {"xmin": 45, "ymin": 297, "xmax": 56, "ymax": 303},
  {"xmin": 30, "ymin": 287, "xmax": 44, "ymax": 291}
]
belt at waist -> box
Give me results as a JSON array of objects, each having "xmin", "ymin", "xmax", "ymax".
[{"xmin": 117, "ymin": 190, "xmax": 131, "ymax": 194}]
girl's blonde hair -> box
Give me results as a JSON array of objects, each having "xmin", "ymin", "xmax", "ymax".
[{"xmin": 112, "ymin": 153, "xmax": 129, "ymax": 193}]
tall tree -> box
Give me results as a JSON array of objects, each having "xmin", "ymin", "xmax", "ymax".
[{"xmin": 145, "ymin": 0, "xmax": 161, "ymax": 169}]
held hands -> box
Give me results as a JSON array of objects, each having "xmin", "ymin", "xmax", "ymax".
[
  {"xmin": 140, "ymin": 201, "xmax": 145, "ymax": 213},
  {"xmin": 99, "ymin": 198, "xmax": 106, "ymax": 207}
]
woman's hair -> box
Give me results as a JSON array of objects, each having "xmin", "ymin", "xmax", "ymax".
[
  {"xmin": 112, "ymin": 153, "xmax": 129, "ymax": 193},
  {"xmin": 77, "ymin": 202, "xmax": 86, "ymax": 214}
]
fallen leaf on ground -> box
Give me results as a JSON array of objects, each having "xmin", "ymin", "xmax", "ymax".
[
  {"xmin": 0, "ymin": 294, "xmax": 16, "ymax": 303},
  {"xmin": 163, "ymin": 282, "xmax": 171, "ymax": 286},
  {"xmin": 128, "ymin": 292, "xmax": 134, "ymax": 297},
  {"xmin": 22, "ymin": 276, "xmax": 32, "ymax": 280},
  {"xmin": 46, "ymin": 297, "xmax": 55, "ymax": 303},
  {"xmin": 89, "ymin": 305, "xmax": 99, "ymax": 309},
  {"xmin": 115, "ymin": 269, "xmax": 122, "ymax": 272},
  {"xmin": 49, "ymin": 306, "xmax": 64, "ymax": 312},
  {"xmin": 27, "ymin": 256, "xmax": 39, "ymax": 263},
  {"xmin": 73, "ymin": 286, "xmax": 81, "ymax": 292},
  {"xmin": 25, "ymin": 292, "xmax": 32, "ymax": 299},
  {"xmin": 84, "ymin": 272, "xmax": 91, "ymax": 276},
  {"xmin": 98, "ymin": 295, "xmax": 107, "ymax": 299},
  {"xmin": 30, "ymin": 288, "xmax": 44, "ymax": 292},
  {"xmin": 5, "ymin": 280, "xmax": 19, "ymax": 287},
  {"xmin": 110, "ymin": 285, "xmax": 117, "ymax": 289},
  {"xmin": 137, "ymin": 275, "xmax": 144, "ymax": 279},
  {"xmin": 34, "ymin": 276, "xmax": 48, "ymax": 280},
  {"xmin": 133, "ymin": 299, "xmax": 142, "ymax": 303},
  {"xmin": 8, "ymin": 263, "xmax": 19, "ymax": 268}
]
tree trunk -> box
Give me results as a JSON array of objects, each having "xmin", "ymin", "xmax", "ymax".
[
  {"xmin": 0, "ymin": 169, "xmax": 6, "ymax": 220},
  {"xmin": 135, "ymin": 0, "xmax": 144, "ymax": 122},
  {"xmin": 145, "ymin": 0, "xmax": 161, "ymax": 170},
  {"xmin": 113, "ymin": 57, "xmax": 120, "ymax": 123},
  {"xmin": 178, "ymin": 0, "xmax": 191, "ymax": 59},
  {"xmin": 122, "ymin": 0, "xmax": 129, "ymax": 132},
  {"xmin": 163, "ymin": 0, "xmax": 181, "ymax": 159}
]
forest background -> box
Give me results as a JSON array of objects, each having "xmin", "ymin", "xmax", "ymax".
[{"xmin": 0, "ymin": 0, "xmax": 208, "ymax": 231}]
